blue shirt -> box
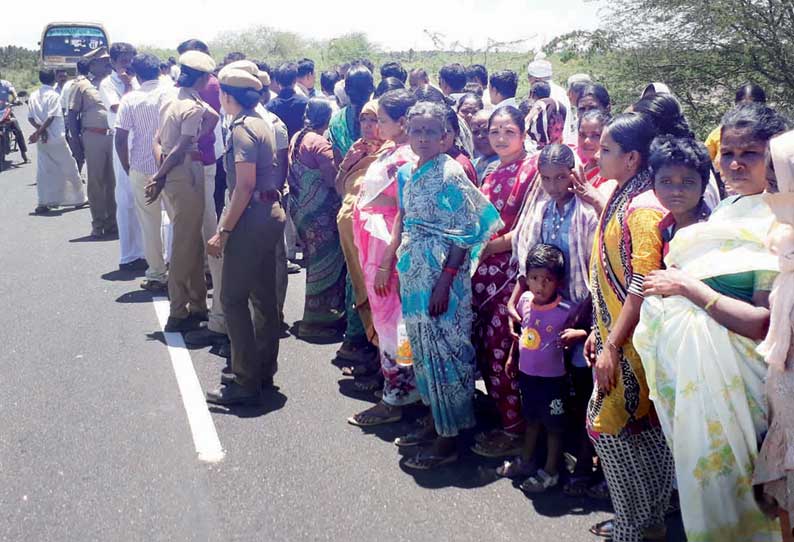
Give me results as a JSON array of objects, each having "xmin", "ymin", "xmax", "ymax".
[
  {"xmin": 266, "ymin": 87, "xmax": 309, "ymax": 138},
  {"xmin": 0, "ymin": 80, "xmax": 15, "ymax": 106},
  {"xmin": 540, "ymin": 197, "xmax": 575, "ymax": 299}
]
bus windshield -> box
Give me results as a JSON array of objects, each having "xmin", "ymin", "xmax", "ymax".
[{"xmin": 42, "ymin": 26, "xmax": 107, "ymax": 58}]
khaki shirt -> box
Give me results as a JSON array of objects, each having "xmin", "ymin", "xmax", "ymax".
[
  {"xmin": 69, "ymin": 77, "xmax": 109, "ymax": 130},
  {"xmin": 157, "ymin": 87, "xmax": 205, "ymax": 155},
  {"xmin": 225, "ymin": 110, "xmax": 278, "ymax": 194}
]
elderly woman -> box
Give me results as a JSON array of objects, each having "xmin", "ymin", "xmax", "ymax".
[
  {"xmin": 328, "ymin": 65, "xmax": 376, "ymax": 361},
  {"xmin": 288, "ymin": 98, "xmax": 346, "ymax": 339},
  {"xmin": 634, "ymin": 103, "xmax": 787, "ymax": 541}
]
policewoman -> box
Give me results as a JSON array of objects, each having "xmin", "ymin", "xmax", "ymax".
[{"xmin": 205, "ymin": 67, "xmax": 286, "ymax": 405}]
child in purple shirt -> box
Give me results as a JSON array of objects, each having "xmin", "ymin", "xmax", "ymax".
[{"xmin": 502, "ymin": 243, "xmax": 577, "ymax": 493}]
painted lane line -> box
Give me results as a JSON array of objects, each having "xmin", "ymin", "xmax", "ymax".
[{"xmin": 152, "ymin": 296, "xmax": 225, "ymax": 463}]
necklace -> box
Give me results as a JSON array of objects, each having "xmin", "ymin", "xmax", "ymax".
[{"xmin": 549, "ymin": 202, "xmax": 566, "ymax": 240}]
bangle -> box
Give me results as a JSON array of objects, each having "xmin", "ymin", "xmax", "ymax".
[
  {"xmin": 704, "ymin": 293, "xmax": 722, "ymax": 312},
  {"xmin": 606, "ymin": 338, "xmax": 621, "ymax": 353},
  {"xmin": 443, "ymin": 266, "xmax": 459, "ymax": 277},
  {"xmin": 378, "ymin": 265, "xmax": 390, "ymax": 272}
]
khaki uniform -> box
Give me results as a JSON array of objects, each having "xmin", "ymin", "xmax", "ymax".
[
  {"xmin": 158, "ymin": 87, "xmax": 207, "ymax": 319},
  {"xmin": 222, "ymin": 111, "xmax": 285, "ymax": 392},
  {"xmin": 70, "ymin": 77, "xmax": 116, "ymax": 231}
]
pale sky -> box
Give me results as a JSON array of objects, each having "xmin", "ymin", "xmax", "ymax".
[{"xmin": 7, "ymin": 0, "xmax": 600, "ymax": 52}]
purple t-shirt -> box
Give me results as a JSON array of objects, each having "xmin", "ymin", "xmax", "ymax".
[
  {"xmin": 197, "ymin": 74, "xmax": 221, "ymax": 166},
  {"xmin": 516, "ymin": 293, "xmax": 572, "ymax": 377}
]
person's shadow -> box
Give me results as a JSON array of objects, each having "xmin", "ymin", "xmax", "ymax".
[{"xmin": 207, "ymin": 388, "xmax": 288, "ymax": 419}]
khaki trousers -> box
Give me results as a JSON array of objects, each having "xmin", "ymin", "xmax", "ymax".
[
  {"xmin": 162, "ymin": 158, "xmax": 207, "ymax": 319},
  {"xmin": 130, "ymin": 169, "xmax": 171, "ymax": 283},
  {"xmin": 201, "ymin": 164, "xmax": 225, "ymax": 335},
  {"xmin": 82, "ymin": 131, "xmax": 116, "ymax": 230},
  {"xmin": 222, "ymin": 200, "xmax": 285, "ymax": 392}
]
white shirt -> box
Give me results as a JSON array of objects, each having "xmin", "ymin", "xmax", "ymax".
[
  {"xmin": 28, "ymin": 85, "xmax": 65, "ymax": 141},
  {"xmin": 494, "ymin": 96, "xmax": 519, "ymax": 110},
  {"xmin": 549, "ymin": 81, "xmax": 575, "ymax": 145},
  {"xmin": 115, "ymin": 79, "xmax": 173, "ymax": 176},
  {"xmin": 59, "ymin": 79, "xmax": 76, "ymax": 111},
  {"xmin": 255, "ymin": 103, "xmax": 289, "ymax": 151},
  {"xmin": 99, "ymin": 71, "xmax": 140, "ymax": 132}
]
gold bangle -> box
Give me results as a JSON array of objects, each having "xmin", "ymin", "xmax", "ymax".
[{"xmin": 704, "ymin": 294, "xmax": 722, "ymax": 312}]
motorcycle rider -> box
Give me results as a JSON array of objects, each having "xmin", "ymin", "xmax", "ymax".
[{"xmin": 0, "ymin": 70, "xmax": 30, "ymax": 163}]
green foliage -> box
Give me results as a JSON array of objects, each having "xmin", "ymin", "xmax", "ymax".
[{"xmin": 0, "ymin": 46, "xmax": 40, "ymax": 93}]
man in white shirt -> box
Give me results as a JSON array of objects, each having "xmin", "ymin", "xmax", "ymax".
[
  {"xmin": 527, "ymin": 53, "xmax": 575, "ymax": 145},
  {"xmin": 100, "ymin": 42, "xmax": 145, "ymax": 270},
  {"xmin": 27, "ymin": 69, "xmax": 86, "ymax": 213},
  {"xmin": 115, "ymin": 53, "xmax": 174, "ymax": 292},
  {"xmin": 489, "ymin": 69, "xmax": 519, "ymax": 110}
]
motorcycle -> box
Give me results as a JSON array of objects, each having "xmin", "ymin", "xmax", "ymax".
[{"xmin": 0, "ymin": 91, "xmax": 26, "ymax": 172}]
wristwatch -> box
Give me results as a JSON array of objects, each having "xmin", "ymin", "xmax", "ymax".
[{"xmin": 218, "ymin": 226, "xmax": 233, "ymax": 235}]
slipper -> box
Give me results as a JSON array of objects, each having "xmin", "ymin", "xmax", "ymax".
[
  {"xmin": 470, "ymin": 436, "xmax": 523, "ymax": 458},
  {"xmin": 394, "ymin": 429, "xmax": 435, "ymax": 448},
  {"xmin": 589, "ymin": 518, "xmax": 614, "ymax": 538},
  {"xmin": 495, "ymin": 456, "xmax": 535, "ymax": 479},
  {"xmin": 347, "ymin": 405, "xmax": 401, "ymax": 427},
  {"xmin": 404, "ymin": 450, "xmax": 458, "ymax": 470},
  {"xmin": 341, "ymin": 363, "xmax": 379, "ymax": 377}
]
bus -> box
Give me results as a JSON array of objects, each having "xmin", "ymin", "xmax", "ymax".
[{"xmin": 39, "ymin": 22, "xmax": 109, "ymax": 73}]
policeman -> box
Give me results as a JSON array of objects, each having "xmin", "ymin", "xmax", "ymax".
[
  {"xmin": 145, "ymin": 51, "xmax": 218, "ymax": 332},
  {"xmin": 205, "ymin": 67, "xmax": 285, "ymax": 406},
  {"xmin": 68, "ymin": 47, "xmax": 116, "ymax": 237}
]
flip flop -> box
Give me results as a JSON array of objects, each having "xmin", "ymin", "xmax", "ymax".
[
  {"xmin": 404, "ymin": 450, "xmax": 458, "ymax": 470},
  {"xmin": 394, "ymin": 428, "xmax": 436, "ymax": 448},
  {"xmin": 347, "ymin": 403, "xmax": 402, "ymax": 427}
]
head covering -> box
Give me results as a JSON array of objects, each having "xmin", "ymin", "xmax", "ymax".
[
  {"xmin": 221, "ymin": 60, "xmax": 270, "ymax": 87},
  {"xmin": 567, "ymin": 73, "xmax": 591, "ymax": 88},
  {"xmin": 218, "ymin": 67, "xmax": 262, "ymax": 91},
  {"xmin": 359, "ymin": 99, "xmax": 379, "ymax": 119},
  {"xmin": 525, "ymin": 98, "xmax": 567, "ymax": 151},
  {"xmin": 179, "ymin": 51, "xmax": 215, "ymax": 74},
  {"xmin": 527, "ymin": 52, "xmax": 552, "ymax": 79},
  {"xmin": 83, "ymin": 47, "xmax": 110, "ymax": 61},
  {"xmin": 641, "ymin": 82, "xmax": 671, "ymax": 98}
]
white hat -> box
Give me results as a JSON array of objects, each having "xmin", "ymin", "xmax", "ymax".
[{"xmin": 527, "ymin": 52, "xmax": 552, "ymax": 79}]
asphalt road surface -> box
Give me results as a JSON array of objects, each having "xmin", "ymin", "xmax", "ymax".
[{"xmin": 0, "ymin": 109, "xmax": 686, "ymax": 541}]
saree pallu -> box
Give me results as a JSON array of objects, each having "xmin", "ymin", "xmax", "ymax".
[
  {"xmin": 472, "ymin": 156, "xmax": 535, "ymax": 432},
  {"xmin": 397, "ymin": 155, "xmax": 502, "ymax": 437},
  {"xmin": 336, "ymin": 140, "xmax": 387, "ymax": 344},
  {"xmin": 353, "ymin": 143, "xmax": 419, "ymax": 405},
  {"xmin": 289, "ymin": 160, "xmax": 346, "ymax": 325},
  {"xmin": 635, "ymin": 194, "xmax": 781, "ymax": 542},
  {"xmin": 328, "ymin": 106, "xmax": 358, "ymax": 158}
]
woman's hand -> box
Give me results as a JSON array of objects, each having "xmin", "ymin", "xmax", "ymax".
[
  {"xmin": 643, "ymin": 268, "xmax": 698, "ymax": 299},
  {"xmin": 505, "ymin": 356, "xmax": 517, "ymax": 380},
  {"xmin": 429, "ymin": 274, "xmax": 453, "ymax": 317},
  {"xmin": 583, "ymin": 331, "xmax": 597, "ymax": 367},
  {"xmin": 569, "ymin": 164, "xmax": 604, "ymax": 210},
  {"xmin": 374, "ymin": 266, "xmax": 392, "ymax": 297},
  {"xmin": 594, "ymin": 344, "xmax": 619, "ymax": 393}
]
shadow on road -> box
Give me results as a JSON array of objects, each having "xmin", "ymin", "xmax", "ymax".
[
  {"xmin": 208, "ymin": 388, "xmax": 288, "ymax": 419},
  {"xmin": 27, "ymin": 205, "xmax": 88, "ymax": 217},
  {"xmin": 69, "ymin": 234, "xmax": 117, "ymax": 243},
  {"xmin": 102, "ymin": 268, "xmax": 145, "ymax": 282},
  {"xmin": 116, "ymin": 290, "xmax": 154, "ymax": 304}
]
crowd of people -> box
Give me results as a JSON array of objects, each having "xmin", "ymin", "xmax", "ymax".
[{"xmin": 7, "ymin": 37, "xmax": 794, "ymax": 541}]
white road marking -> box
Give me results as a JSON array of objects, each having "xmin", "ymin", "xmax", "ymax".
[{"xmin": 152, "ymin": 296, "xmax": 225, "ymax": 463}]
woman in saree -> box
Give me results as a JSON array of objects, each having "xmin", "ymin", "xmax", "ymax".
[
  {"xmin": 328, "ymin": 65, "xmax": 377, "ymax": 359},
  {"xmin": 583, "ymin": 112, "xmax": 678, "ymax": 542},
  {"xmin": 756, "ymin": 129, "xmax": 794, "ymax": 542},
  {"xmin": 334, "ymin": 100, "xmax": 385, "ymax": 368},
  {"xmin": 468, "ymin": 106, "xmax": 536, "ymax": 458},
  {"xmin": 634, "ymin": 103, "xmax": 787, "ymax": 541},
  {"xmin": 377, "ymin": 101, "xmax": 501, "ymax": 469},
  {"xmin": 348, "ymin": 89, "xmax": 420, "ymax": 426},
  {"xmin": 287, "ymin": 98, "xmax": 346, "ymax": 339}
]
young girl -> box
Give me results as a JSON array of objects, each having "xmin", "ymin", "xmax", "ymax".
[
  {"xmin": 470, "ymin": 106, "xmax": 536, "ymax": 459},
  {"xmin": 648, "ymin": 135, "xmax": 712, "ymax": 257},
  {"xmin": 504, "ymin": 244, "xmax": 575, "ymax": 492},
  {"xmin": 506, "ymin": 143, "xmax": 601, "ymax": 494},
  {"xmin": 377, "ymin": 101, "xmax": 501, "ymax": 469},
  {"xmin": 443, "ymin": 106, "xmax": 478, "ymax": 184}
]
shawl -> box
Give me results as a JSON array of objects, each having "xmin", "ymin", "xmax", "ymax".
[
  {"xmin": 758, "ymin": 130, "xmax": 794, "ymax": 371},
  {"xmin": 525, "ymin": 98, "xmax": 567, "ymax": 154}
]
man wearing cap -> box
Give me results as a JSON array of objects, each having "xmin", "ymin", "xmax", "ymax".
[
  {"xmin": 205, "ymin": 66, "xmax": 285, "ymax": 405},
  {"xmin": 101, "ymin": 42, "xmax": 146, "ymax": 271},
  {"xmin": 527, "ymin": 52, "xmax": 575, "ymax": 144},
  {"xmin": 145, "ymin": 51, "xmax": 219, "ymax": 333},
  {"xmin": 68, "ymin": 46, "xmax": 117, "ymax": 238}
]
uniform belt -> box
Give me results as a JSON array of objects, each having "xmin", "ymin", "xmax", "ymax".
[
  {"xmin": 161, "ymin": 150, "xmax": 203, "ymax": 163},
  {"xmin": 251, "ymin": 189, "xmax": 281, "ymax": 203},
  {"xmin": 83, "ymin": 127, "xmax": 111, "ymax": 135}
]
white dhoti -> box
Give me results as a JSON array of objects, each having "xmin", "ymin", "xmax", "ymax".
[
  {"xmin": 112, "ymin": 145, "xmax": 145, "ymax": 265},
  {"xmin": 36, "ymin": 138, "xmax": 86, "ymax": 207}
]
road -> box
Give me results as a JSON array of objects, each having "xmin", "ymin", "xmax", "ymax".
[{"xmin": 0, "ymin": 110, "xmax": 685, "ymax": 541}]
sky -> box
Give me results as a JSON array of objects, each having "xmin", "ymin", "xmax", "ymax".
[{"xmin": 6, "ymin": 0, "xmax": 601, "ymax": 52}]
